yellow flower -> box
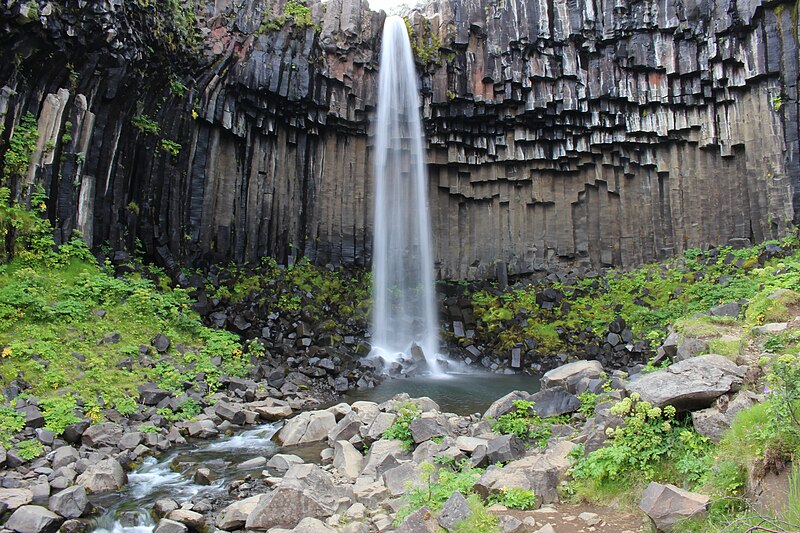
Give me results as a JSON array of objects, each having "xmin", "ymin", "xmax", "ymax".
[
  {"xmin": 1, "ymin": 347, "xmax": 11, "ymax": 358},
  {"xmin": 39, "ymin": 202, "xmax": 46, "ymax": 211}
]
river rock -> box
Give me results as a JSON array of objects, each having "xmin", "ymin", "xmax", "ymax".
[
  {"xmin": 50, "ymin": 446, "xmax": 79, "ymax": 469},
  {"xmin": 333, "ymin": 440, "xmax": 363, "ymax": 481},
  {"xmin": 75, "ymin": 458, "xmax": 127, "ymax": 493},
  {"xmin": 47, "ymin": 486, "xmax": 88, "ymax": 518},
  {"xmin": 327, "ymin": 411, "xmax": 363, "ymax": 444},
  {"xmin": 153, "ymin": 519, "xmax": 188, "ymax": 533},
  {"xmin": 167, "ymin": 509, "xmax": 205, "ymax": 530},
  {"xmin": 395, "ymin": 506, "xmax": 437, "ymax": 533},
  {"xmin": 215, "ymin": 402, "xmax": 246, "ymax": 425},
  {"xmin": 382, "ymin": 462, "xmax": 422, "ymax": 497},
  {"xmin": 626, "ymin": 354, "xmax": 745, "ymax": 409},
  {"xmin": 278, "ymin": 411, "xmax": 337, "ymax": 446},
  {"xmin": 409, "ymin": 416, "xmax": 451, "ymax": 443},
  {"xmin": 238, "ymin": 456, "xmax": 267, "ymax": 470},
  {"xmin": 5, "ymin": 505, "xmax": 63, "ymax": 533},
  {"xmin": 541, "ymin": 361, "xmax": 604, "ymax": 393},
  {"xmin": 187, "ymin": 419, "xmax": 218, "ymax": 439},
  {"xmin": 292, "ymin": 517, "xmax": 335, "ymax": 532},
  {"xmin": 366, "ymin": 412, "xmax": 396, "ymax": 440},
  {"xmin": 0, "ymin": 488, "xmax": 34, "ymax": 511},
  {"xmin": 81, "ymin": 423, "xmax": 124, "ymax": 448},
  {"xmin": 438, "ymin": 492, "xmax": 472, "ymax": 532},
  {"xmin": 527, "ymin": 389, "xmax": 581, "ymax": 417},
  {"xmin": 266, "ymin": 453, "xmax": 305, "ymax": 473},
  {"xmin": 639, "ymin": 482, "xmax": 708, "ymax": 531},
  {"xmin": 153, "ymin": 499, "xmax": 179, "ymax": 516},
  {"xmin": 244, "ymin": 487, "xmax": 332, "ymax": 530},
  {"xmin": 216, "ymin": 495, "xmax": 264, "ymax": 530},
  {"xmin": 361, "ymin": 439, "xmax": 410, "ymax": 478}
]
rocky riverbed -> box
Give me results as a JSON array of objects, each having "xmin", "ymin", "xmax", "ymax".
[{"xmin": 0, "ymin": 337, "xmax": 761, "ymax": 533}]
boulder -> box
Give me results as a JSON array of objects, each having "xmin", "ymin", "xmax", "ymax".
[
  {"xmin": 19, "ymin": 405, "xmax": 45, "ymax": 429},
  {"xmin": 409, "ymin": 416, "xmax": 451, "ymax": 443},
  {"xmin": 47, "ymin": 486, "xmax": 88, "ymax": 519},
  {"xmin": 50, "ymin": 447, "xmax": 80, "ymax": 469},
  {"xmin": 639, "ymin": 482, "xmax": 708, "ymax": 531},
  {"xmin": 238, "ymin": 456, "xmax": 267, "ymax": 470},
  {"xmin": 215, "ymin": 402, "xmax": 246, "ymax": 425},
  {"xmin": 691, "ymin": 391, "xmax": 759, "ymax": 442},
  {"xmin": 626, "ymin": 354, "xmax": 745, "ymax": 410},
  {"xmin": 292, "ymin": 517, "xmax": 335, "ymax": 532},
  {"xmin": 278, "ymin": 411, "xmax": 337, "ymax": 446},
  {"xmin": 166, "ymin": 509, "xmax": 206, "ymax": 530},
  {"xmin": 366, "ymin": 412, "xmax": 396, "ymax": 440},
  {"xmin": 485, "ymin": 434, "xmax": 526, "ymax": 464},
  {"xmin": 75, "ymin": 458, "xmax": 127, "ymax": 493},
  {"xmin": 527, "ymin": 389, "xmax": 581, "ymax": 418},
  {"xmin": 541, "ymin": 361, "xmax": 604, "ymax": 393},
  {"xmin": 216, "ymin": 495, "xmax": 264, "ymax": 530},
  {"xmin": 5, "ymin": 505, "xmax": 63, "ymax": 533},
  {"xmin": 244, "ymin": 487, "xmax": 332, "ymax": 530},
  {"xmin": 137, "ymin": 383, "xmax": 171, "ymax": 406},
  {"xmin": 327, "ymin": 411, "xmax": 362, "ymax": 443},
  {"xmin": 187, "ymin": 419, "xmax": 218, "ymax": 439},
  {"xmin": 153, "ymin": 519, "xmax": 188, "ymax": 533},
  {"xmin": 266, "ymin": 453, "xmax": 305, "ymax": 473},
  {"xmin": 674, "ymin": 338, "xmax": 709, "ymax": 362},
  {"xmin": 81, "ymin": 423, "xmax": 124, "ymax": 448},
  {"xmin": 482, "ymin": 391, "xmax": 530, "ymax": 420},
  {"xmin": 0, "ymin": 488, "xmax": 34, "ymax": 511},
  {"xmin": 710, "ymin": 302, "xmax": 740, "ymax": 317},
  {"xmin": 382, "ymin": 462, "xmax": 422, "ymax": 497},
  {"xmin": 153, "ymin": 499, "xmax": 179, "ymax": 516},
  {"xmin": 333, "ymin": 440, "xmax": 363, "ymax": 481},
  {"xmin": 438, "ymin": 492, "xmax": 472, "ymax": 532},
  {"xmin": 361, "ymin": 439, "xmax": 410, "ymax": 478}
]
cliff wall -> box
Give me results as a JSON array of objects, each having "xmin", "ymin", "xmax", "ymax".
[{"xmin": 0, "ymin": 0, "xmax": 797, "ymax": 278}]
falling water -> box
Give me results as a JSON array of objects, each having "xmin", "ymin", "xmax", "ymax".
[{"xmin": 371, "ymin": 16, "xmax": 441, "ymax": 374}]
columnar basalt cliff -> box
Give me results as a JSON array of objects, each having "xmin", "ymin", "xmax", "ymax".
[{"xmin": 0, "ymin": 0, "xmax": 798, "ymax": 278}]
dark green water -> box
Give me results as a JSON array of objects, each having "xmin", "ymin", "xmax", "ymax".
[{"xmin": 344, "ymin": 372, "xmax": 541, "ymax": 415}]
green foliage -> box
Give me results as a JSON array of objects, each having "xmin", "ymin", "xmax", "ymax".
[
  {"xmin": 383, "ymin": 401, "xmax": 421, "ymax": 451},
  {"xmin": 453, "ymin": 494, "xmax": 501, "ymax": 533},
  {"xmin": 746, "ymin": 289, "xmax": 800, "ymax": 326},
  {"xmin": 258, "ymin": 0, "xmax": 318, "ymax": 33},
  {"xmin": 39, "ymin": 396, "xmax": 80, "ymax": 436},
  {"xmin": 404, "ymin": 17, "xmax": 442, "ymax": 66},
  {"xmin": 0, "ymin": 405, "xmax": 25, "ymax": 449},
  {"xmin": 758, "ymin": 353, "xmax": 800, "ymax": 451},
  {"xmin": 138, "ymin": 424, "xmax": 160, "ymax": 433},
  {"xmin": 491, "ymin": 399, "xmax": 563, "ymax": 448},
  {"xmin": 169, "ymin": 77, "xmax": 188, "ymax": 97},
  {"xmin": 15, "ymin": 440, "xmax": 44, "ymax": 461},
  {"xmin": 3, "ymin": 112, "xmax": 39, "ymax": 182},
  {"xmin": 114, "ymin": 396, "xmax": 140, "ymax": 416},
  {"xmin": 159, "ymin": 138, "xmax": 182, "ymax": 156},
  {"xmin": 488, "ymin": 487, "xmax": 537, "ymax": 510},
  {"xmin": 131, "ymin": 114, "xmax": 160, "ymax": 135},
  {"xmin": 396, "ymin": 460, "xmax": 485, "ymax": 523},
  {"xmin": 577, "ymin": 391, "xmax": 598, "ymax": 418},
  {"xmin": 571, "ymin": 394, "xmax": 712, "ymax": 488},
  {"xmin": 157, "ymin": 398, "xmax": 201, "ymax": 422}
]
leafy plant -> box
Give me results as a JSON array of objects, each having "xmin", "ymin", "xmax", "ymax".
[
  {"xmin": 0, "ymin": 405, "xmax": 25, "ymax": 449},
  {"xmin": 39, "ymin": 396, "xmax": 80, "ymax": 436},
  {"xmin": 15, "ymin": 440, "xmax": 44, "ymax": 461},
  {"xmin": 492, "ymin": 399, "xmax": 562, "ymax": 448},
  {"xmin": 488, "ymin": 487, "xmax": 537, "ymax": 510},
  {"xmin": 131, "ymin": 114, "xmax": 160, "ymax": 135},
  {"xmin": 395, "ymin": 460, "xmax": 485, "ymax": 523},
  {"xmin": 453, "ymin": 494, "xmax": 501, "ymax": 533},
  {"xmin": 159, "ymin": 138, "xmax": 181, "ymax": 156},
  {"xmin": 383, "ymin": 401, "xmax": 422, "ymax": 451}
]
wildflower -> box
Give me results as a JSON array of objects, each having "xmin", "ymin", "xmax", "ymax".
[{"xmin": 1, "ymin": 347, "xmax": 11, "ymax": 358}]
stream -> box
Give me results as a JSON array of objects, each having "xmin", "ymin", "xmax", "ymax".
[{"xmin": 89, "ymin": 372, "xmax": 541, "ymax": 532}]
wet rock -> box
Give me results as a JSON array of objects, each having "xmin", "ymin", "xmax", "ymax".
[
  {"xmin": 166, "ymin": 509, "xmax": 205, "ymax": 531},
  {"xmin": 626, "ymin": 354, "xmax": 745, "ymax": 410},
  {"xmin": 75, "ymin": 458, "xmax": 127, "ymax": 493},
  {"xmin": 640, "ymin": 482, "xmax": 708, "ymax": 531},
  {"xmin": 47, "ymin": 486, "xmax": 88, "ymax": 519},
  {"xmin": 153, "ymin": 499, "xmax": 179, "ymax": 517},
  {"xmin": 193, "ymin": 468, "xmax": 214, "ymax": 485},
  {"xmin": 215, "ymin": 402, "xmax": 246, "ymax": 425},
  {"xmin": 153, "ymin": 519, "xmax": 187, "ymax": 533},
  {"xmin": 438, "ymin": 491, "xmax": 472, "ymax": 531},
  {"xmin": 238, "ymin": 456, "xmax": 267, "ymax": 470},
  {"xmin": 187, "ymin": 420, "xmax": 218, "ymax": 439},
  {"xmin": 5, "ymin": 505, "xmax": 63, "ymax": 533}
]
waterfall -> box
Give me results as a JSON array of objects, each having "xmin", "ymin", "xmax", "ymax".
[{"xmin": 371, "ymin": 16, "xmax": 441, "ymax": 374}]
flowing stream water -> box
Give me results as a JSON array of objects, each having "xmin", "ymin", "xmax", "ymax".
[{"xmin": 371, "ymin": 16, "xmax": 440, "ymax": 373}]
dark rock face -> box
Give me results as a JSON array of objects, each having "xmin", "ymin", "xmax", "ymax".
[{"xmin": 0, "ymin": 0, "xmax": 797, "ymax": 278}]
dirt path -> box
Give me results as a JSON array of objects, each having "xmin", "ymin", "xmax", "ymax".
[{"xmin": 491, "ymin": 502, "xmax": 648, "ymax": 532}]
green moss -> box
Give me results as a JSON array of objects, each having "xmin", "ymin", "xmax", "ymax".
[
  {"xmin": 745, "ymin": 289, "xmax": 800, "ymax": 326},
  {"xmin": 707, "ymin": 337, "xmax": 743, "ymax": 358}
]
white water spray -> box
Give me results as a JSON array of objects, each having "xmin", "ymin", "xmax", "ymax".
[{"xmin": 371, "ymin": 16, "xmax": 441, "ymax": 374}]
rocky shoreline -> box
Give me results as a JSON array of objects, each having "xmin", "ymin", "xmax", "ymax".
[{"xmin": 0, "ymin": 333, "xmax": 764, "ymax": 533}]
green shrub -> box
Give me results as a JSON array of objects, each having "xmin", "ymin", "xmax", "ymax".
[
  {"xmin": 453, "ymin": 494, "xmax": 501, "ymax": 533},
  {"xmin": 383, "ymin": 401, "xmax": 421, "ymax": 451},
  {"xmin": 491, "ymin": 399, "xmax": 563, "ymax": 448},
  {"xmin": 396, "ymin": 460, "xmax": 485, "ymax": 523},
  {"xmin": 15, "ymin": 440, "xmax": 44, "ymax": 461},
  {"xmin": 488, "ymin": 487, "xmax": 537, "ymax": 510},
  {"xmin": 0, "ymin": 405, "xmax": 25, "ymax": 449},
  {"xmin": 39, "ymin": 396, "xmax": 80, "ymax": 436},
  {"xmin": 131, "ymin": 114, "xmax": 160, "ymax": 135}
]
